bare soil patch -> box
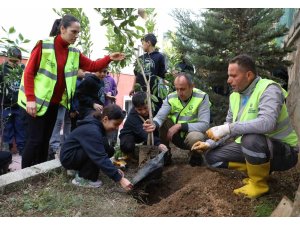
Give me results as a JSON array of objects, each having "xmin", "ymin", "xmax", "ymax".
[{"xmin": 134, "ymin": 148, "xmax": 300, "ymax": 217}]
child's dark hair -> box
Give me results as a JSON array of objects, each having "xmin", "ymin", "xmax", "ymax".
[
  {"xmin": 7, "ymin": 46, "xmax": 22, "ymax": 60},
  {"xmin": 49, "ymin": 14, "xmax": 79, "ymax": 37},
  {"xmin": 132, "ymin": 91, "xmax": 147, "ymax": 108},
  {"xmin": 141, "ymin": 33, "xmax": 157, "ymax": 46},
  {"xmin": 93, "ymin": 104, "xmax": 126, "ymax": 120}
]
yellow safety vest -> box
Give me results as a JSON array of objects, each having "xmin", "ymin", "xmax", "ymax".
[
  {"xmin": 168, "ymin": 88, "xmax": 207, "ymax": 136},
  {"xmin": 230, "ymin": 78, "xmax": 298, "ymax": 147},
  {"xmin": 18, "ymin": 38, "xmax": 80, "ymax": 116}
]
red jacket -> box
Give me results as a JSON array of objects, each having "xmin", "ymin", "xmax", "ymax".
[{"xmin": 23, "ymin": 35, "xmax": 111, "ymax": 104}]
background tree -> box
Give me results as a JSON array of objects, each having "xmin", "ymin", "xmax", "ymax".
[
  {"xmin": 0, "ymin": 27, "xmax": 30, "ymax": 150},
  {"xmin": 171, "ymin": 8, "xmax": 293, "ymax": 124},
  {"xmin": 94, "ymin": 8, "xmax": 147, "ymax": 74}
]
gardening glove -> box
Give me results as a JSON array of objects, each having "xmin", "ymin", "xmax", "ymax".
[
  {"xmin": 206, "ymin": 124, "xmax": 230, "ymax": 141},
  {"xmin": 191, "ymin": 139, "xmax": 217, "ymax": 152}
]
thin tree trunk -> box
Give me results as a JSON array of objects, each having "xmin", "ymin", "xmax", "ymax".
[{"xmin": 134, "ymin": 48, "xmax": 154, "ymax": 145}]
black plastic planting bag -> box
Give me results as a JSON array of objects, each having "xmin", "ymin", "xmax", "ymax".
[{"xmin": 132, "ymin": 150, "xmax": 167, "ymax": 186}]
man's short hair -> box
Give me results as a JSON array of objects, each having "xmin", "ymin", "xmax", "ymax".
[
  {"xmin": 132, "ymin": 91, "xmax": 147, "ymax": 108},
  {"xmin": 141, "ymin": 33, "xmax": 157, "ymax": 46},
  {"xmin": 174, "ymin": 73, "xmax": 194, "ymax": 86},
  {"xmin": 229, "ymin": 54, "xmax": 257, "ymax": 75}
]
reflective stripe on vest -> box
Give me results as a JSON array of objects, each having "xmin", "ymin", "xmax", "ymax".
[
  {"xmin": 18, "ymin": 37, "xmax": 80, "ymax": 116},
  {"xmin": 168, "ymin": 88, "xmax": 206, "ymax": 124},
  {"xmin": 230, "ymin": 78, "xmax": 298, "ymax": 147}
]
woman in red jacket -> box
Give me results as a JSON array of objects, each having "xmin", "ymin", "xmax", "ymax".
[{"xmin": 19, "ymin": 14, "xmax": 125, "ymax": 168}]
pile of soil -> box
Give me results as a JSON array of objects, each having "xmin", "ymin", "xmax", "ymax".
[{"xmin": 135, "ymin": 163, "xmax": 300, "ymax": 217}]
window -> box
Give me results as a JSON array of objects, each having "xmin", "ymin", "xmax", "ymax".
[{"xmin": 123, "ymin": 96, "xmax": 133, "ymax": 115}]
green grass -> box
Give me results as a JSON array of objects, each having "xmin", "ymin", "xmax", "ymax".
[
  {"xmin": 0, "ymin": 170, "xmax": 139, "ymax": 216},
  {"xmin": 253, "ymin": 199, "xmax": 277, "ymax": 217}
]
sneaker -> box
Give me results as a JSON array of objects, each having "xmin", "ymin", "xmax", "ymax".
[
  {"xmin": 71, "ymin": 174, "xmax": 102, "ymax": 188},
  {"xmin": 66, "ymin": 170, "xmax": 77, "ymax": 177}
]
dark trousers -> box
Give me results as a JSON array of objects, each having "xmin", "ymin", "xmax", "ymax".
[
  {"xmin": 61, "ymin": 137, "xmax": 114, "ymax": 182},
  {"xmin": 22, "ymin": 104, "xmax": 59, "ymax": 168},
  {"xmin": 120, "ymin": 134, "xmax": 145, "ymax": 154},
  {"xmin": 159, "ymin": 119, "xmax": 205, "ymax": 150},
  {"xmin": 1, "ymin": 106, "xmax": 26, "ymax": 154},
  {"xmin": 61, "ymin": 147, "xmax": 99, "ymax": 181},
  {"xmin": 0, "ymin": 151, "xmax": 12, "ymax": 174},
  {"xmin": 205, "ymin": 134, "xmax": 299, "ymax": 171}
]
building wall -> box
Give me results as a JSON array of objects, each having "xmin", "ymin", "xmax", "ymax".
[
  {"xmin": 113, "ymin": 73, "xmax": 134, "ymax": 111},
  {"xmin": 284, "ymin": 9, "xmax": 300, "ymax": 140}
]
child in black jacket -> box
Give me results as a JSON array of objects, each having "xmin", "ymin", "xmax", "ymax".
[
  {"xmin": 76, "ymin": 69, "xmax": 105, "ymax": 119},
  {"xmin": 120, "ymin": 92, "xmax": 161, "ymax": 152},
  {"xmin": 60, "ymin": 104, "xmax": 132, "ymax": 190}
]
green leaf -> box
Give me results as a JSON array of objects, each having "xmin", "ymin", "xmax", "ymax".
[
  {"xmin": 23, "ymin": 39, "xmax": 30, "ymax": 44},
  {"xmin": 113, "ymin": 27, "xmax": 120, "ymax": 35},
  {"xmin": 151, "ymin": 95, "xmax": 159, "ymax": 103},
  {"xmin": 5, "ymin": 39, "xmax": 15, "ymax": 44},
  {"xmin": 135, "ymin": 26, "xmax": 145, "ymax": 33},
  {"xmin": 18, "ymin": 33, "xmax": 24, "ymax": 41},
  {"xmin": 119, "ymin": 20, "xmax": 128, "ymax": 28},
  {"xmin": 100, "ymin": 19, "xmax": 108, "ymax": 26},
  {"xmin": 8, "ymin": 26, "xmax": 16, "ymax": 34},
  {"xmin": 1, "ymin": 26, "xmax": 7, "ymax": 32}
]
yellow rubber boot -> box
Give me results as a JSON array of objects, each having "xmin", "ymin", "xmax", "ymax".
[
  {"xmin": 228, "ymin": 162, "xmax": 249, "ymax": 184},
  {"xmin": 242, "ymin": 178, "xmax": 250, "ymax": 185},
  {"xmin": 228, "ymin": 162, "xmax": 247, "ymax": 172},
  {"xmin": 233, "ymin": 161, "xmax": 270, "ymax": 198}
]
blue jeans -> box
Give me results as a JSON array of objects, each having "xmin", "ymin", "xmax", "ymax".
[
  {"xmin": 1, "ymin": 106, "xmax": 26, "ymax": 155},
  {"xmin": 49, "ymin": 106, "xmax": 71, "ymax": 152}
]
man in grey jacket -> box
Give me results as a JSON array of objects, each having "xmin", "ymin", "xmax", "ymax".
[
  {"xmin": 144, "ymin": 73, "xmax": 211, "ymax": 166},
  {"xmin": 192, "ymin": 54, "xmax": 299, "ymax": 198}
]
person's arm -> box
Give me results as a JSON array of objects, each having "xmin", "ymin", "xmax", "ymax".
[
  {"xmin": 79, "ymin": 126, "xmax": 122, "ymax": 182},
  {"xmin": 111, "ymin": 77, "xmax": 118, "ymax": 96},
  {"xmin": 152, "ymin": 97, "xmax": 171, "ymax": 127},
  {"xmin": 157, "ymin": 54, "xmax": 167, "ymax": 79},
  {"xmin": 79, "ymin": 52, "xmax": 125, "ymax": 72},
  {"xmin": 128, "ymin": 113, "xmax": 161, "ymax": 145},
  {"xmin": 230, "ymin": 84, "xmax": 283, "ymax": 136},
  {"xmin": 225, "ymin": 103, "xmax": 233, "ymax": 124},
  {"xmin": 23, "ymin": 41, "xmax": 42, "ymax": 102},
  {"xmin": 79, "ymin": 54, "xmax": 111, "ymax": 72},
  {"xmin": 182, "ymin": 94, "xmax": 210, "ymax": 133},
  {"xmin": 22, "ymin": 41, "xmax": 43, "ymax": 117}
]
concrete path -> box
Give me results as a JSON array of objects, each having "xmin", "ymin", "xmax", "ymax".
[{"xmin": 0, "ymin": 159, "xmax": 62, "ymax": 193}]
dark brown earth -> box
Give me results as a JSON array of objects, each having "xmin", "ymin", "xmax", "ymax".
[{"xmin": 134, "ymin": 149, "xmax": 300, "ymax": 217}]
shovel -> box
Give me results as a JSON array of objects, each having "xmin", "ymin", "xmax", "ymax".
[{"xmin": 132, "ymin": 150, "xmax": 167, "ymax": 186}]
